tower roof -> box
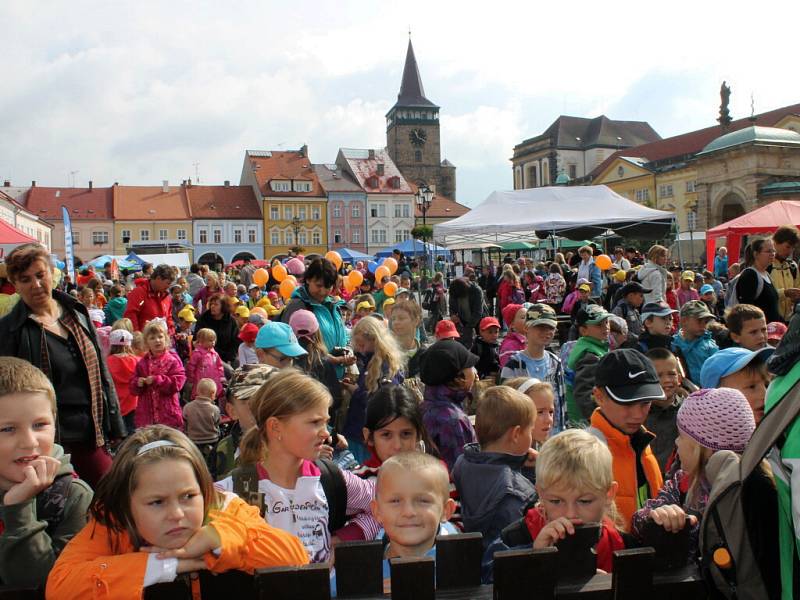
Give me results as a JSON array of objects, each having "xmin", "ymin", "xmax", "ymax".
[{"xmin": 392, "ymin": 39, "xmax": 437, "ymax": 109}]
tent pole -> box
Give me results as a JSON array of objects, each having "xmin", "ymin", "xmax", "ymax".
[{"xmin": 674, "ymin": 218, "xmax": 683, "ymax": 268}]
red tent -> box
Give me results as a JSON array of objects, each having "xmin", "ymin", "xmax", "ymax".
[
  {"xmin": 706, "ymin": 200, "xmax": 800, "ymax": 269},
  {"xmin": 0, "ymin": 219, "xmax": 38, "ymax": 259}
]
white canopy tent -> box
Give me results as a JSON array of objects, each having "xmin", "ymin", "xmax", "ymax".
[
  {"xmin": 433, "ymin": 186, "xmax": 674, "ymax": 246},
  {"xmin": 134, "ymin": 252, "xmax": 191, "ymax": 269}
]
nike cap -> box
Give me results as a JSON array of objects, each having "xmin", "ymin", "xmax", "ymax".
[{"xmin": 595, "ymin": 348, "xmax": 665, "ymax": 404}]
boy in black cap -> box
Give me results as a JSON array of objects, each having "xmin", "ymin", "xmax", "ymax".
[
  {"xmin": 612, "ymin": 281, "xmax": 651, "ymax": 338},
  {"xmin": 419, "ymin": 340, "xmax": 479, "ymax": 469},
  {"xmin": 587, "ymin": 348, "xmax": 664, "ymax": 528},
  {"xmin": 636, "ymin": 302, "xmax": 678, "ymax": 353}
]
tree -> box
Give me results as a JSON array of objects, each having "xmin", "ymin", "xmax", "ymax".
[{"xmin": 411, "ymin": 225, "xmax": 433, "ymax": 240}]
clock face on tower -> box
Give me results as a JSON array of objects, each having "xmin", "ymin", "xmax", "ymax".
[{"xmin": 409, "ymin": 128, "xmax": 427, "ymax": 146}]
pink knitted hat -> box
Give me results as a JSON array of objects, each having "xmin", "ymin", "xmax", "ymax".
[{"xmin": 677, "ymin": 388, "xmax": 755, "ymax": 452}]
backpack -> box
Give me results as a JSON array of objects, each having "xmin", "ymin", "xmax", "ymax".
[
  {"xmin": 700, "ymin": 378, "xmax": 800, "ymax": 599},
  {"xmin": 723, "ymin": 267, "xmax": 763, "ymax": 310},
  {"xmin": 231, "ymin": 457, "xmax": 348, "ymax": 533},
  {"xmin": 510, "ymin": 287, "xmax": 526, "ymax": 304},
  {"xmin": 422, "ymin": 288, "xmax": 434, "ymax": 311}
]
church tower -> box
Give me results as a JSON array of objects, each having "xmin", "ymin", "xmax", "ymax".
[{"xmin": 386, "ymin": 39, "xmax": 456, "ymax": 199}]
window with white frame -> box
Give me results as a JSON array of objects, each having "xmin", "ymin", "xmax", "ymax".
[
  {"xmin": 334, "ymin": 230, "xmax": 342, "ymax": 243},
  {"xmin": 271, "ymin": 181, "xmax": 290, "ymax": 192},
  {"xmin": 177, "ymin": 229, "xmax": 187, "ymax": 241},
  {"xmin": 298, "ymin": 231, "xmax": 307, "ymax": 245},
  {"xmin": 213, "ymin": 229, "xmax": 222, "ymax": 244},
  {"xmin": 312, "ymin": 207, "xmax": 320, "ymax": 220},
  {"xmin": 233, "ymin": 229, "xmax": 242, "ymax": 244},
  {"xmin": 71, "ymin": 230, "xmax": 80, "ymax": 245},
  {"xmin": 271, "ymin": 231, "xmax": 279, "ymax": 245},
  {"xmin": 687, "ymin": 210, "xmax": 698, "ymax": 231},
  {"xmin": 395, "ymin": 229, "xmax": 404, "ymax": 242},
  {"xmin": 686, "ymin": 180, "xmax": 696, "ymax": 193},
  {"xmin": 140, "ymin": 230, "xmax": 149, "ymax": 242},
  {"xmin": 333, "ymin": 204, "xmax": 341, "ymax": 218},
  {"xmin": 370, "ymin": 204, "xmax": 386, "ymax": 218},
  {"xmin": 248, "ymin": 229, "xmax": 257, "ymax": 243},
  {"xmin": 635, "ymin": 188, "xmax": 651, "ymax": 203},
  {"xmin": 92, "ymin": 231, "xmax": 108, "ymax": 245},
  {"xmin": 270, "ymin": 206, "xmax": 279, "ymax": 220},
  {"xmin": 394, "ymin": 204, "xmax": 402, "ymax": 218},
  {"xmin": 352, "ymin": 230, "xmax": 360, "ymax": 243},
  {"xmin": 352, "ymin": 204, "xmax": 361, "ymax": 218},
  {"xmin": 658, "ymin": 184, "xmax": 674, "ymax": 198},
  {"xmin": 312, "ymin": 231, "xmax": 321, "ymax": 245},
  {"xmin": 159, "ymin": 229, "xmax": 168, "ymax": 241},
  {"xmin": 285, "ymin": 231, "xmax": 294, "ymax": 245},
  {"xmin": 199, "ymin": 229, "xmax": 207, "ymax": 244},
  {"xmin": 403, "ymin": 204, "xmax": 410, "ymax": 218},
  {"xmin": 370, "ymin": 229, "xmax": 387, "ymax": 243},
  {"xmin": 298, "ymin": 207, "xmax": 306, "ymax": 220},
  {"xmin": 121, "ymin": 229, "xmax": 131, "ymax": 242},
  {"xmin": 284, "ymin": 206, "xmax": 292, "ymax": 220},
  {"xmin": 293, "ymin": 181, "xmax": 311, "ymax": 192}
]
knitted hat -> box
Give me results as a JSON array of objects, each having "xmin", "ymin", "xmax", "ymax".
[{"xmin": 677, "ymin": 388, "xmax": 756, "ymax": 452}]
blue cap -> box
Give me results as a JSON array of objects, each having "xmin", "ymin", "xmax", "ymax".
[
  {"xmin": 699, "ymin": 284, "xmax": 715, "ymax": 295},
  {"xmin": 700, "ymin": 346, "xmax": 774, "ymax": 388},
  {"xmin": 254, "ymin": 321, "xmax": 307, "ymax": 357}
]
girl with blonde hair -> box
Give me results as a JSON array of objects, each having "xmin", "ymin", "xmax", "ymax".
[
  {"xmin": 47, "ymin": 425, "xmax": 307, "ymax": 600},
  {"xmin": 342, "ymin": 316, "xmax": 404, "ymax": 461},
  {"xmin": 217, "ymin": 369, "xmax": 379, "ymax": 563}
]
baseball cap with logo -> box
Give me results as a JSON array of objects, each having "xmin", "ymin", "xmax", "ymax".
[
  {"xmin": 767, "ymin": 321, "xmax": 788, "ymax": 341},
  {"xmin": 575, "ymin": 304, "xmax": 611, "ymax": 327},
  {"xmin": 254, "ymin": 321, "xmax": 307, "ymax": 357},
  {"xmin": 680, "ymin": 300, "xmax": 715, "ymax": 320},
  {"xmin": 525, "ymin": 303, "xmax": 557, "ymax": 328},
  {"xmin": 595, "ymin": 348, "xmax": 665, "ymax": 403}
]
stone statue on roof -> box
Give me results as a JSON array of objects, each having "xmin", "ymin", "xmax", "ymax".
[{"xmin": 718, "ymin": 81, "xmax": 732, "ymax": 130}]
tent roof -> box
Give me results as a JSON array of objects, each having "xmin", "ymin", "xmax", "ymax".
[
  {"xmin": 336, "ymin": 247, "xmax": 373, "ymax": 262},
  {"xmin": 433, "ymin": 185, "xmax": 673, "ymax": 244},
  {"xmin": 707, "ymin": 200, "xmax": 800, "ymax": 238},
  {"xmin": 375, "ymin": 238, "xmax": 449, "ymax": 257},
  {"xmin": 0, "ymin": 219, "xmax": 37, "ymax": 245}
]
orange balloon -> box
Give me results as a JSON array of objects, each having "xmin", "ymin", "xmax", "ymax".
[
  {"xmin": 384, "ymin": 281, "xmax": 398, "ymax": 297},
  {"xmin": 272, "ymin": 263, "xmax": 287, "ymax": 282},
  {"xmin": 347, "ymin": 270, "xmax": 364, "ymax": 288},
  {"xmin": 325, "ymin": 251, "xmax": 343, "ymax": 270},
  {"xmin": 383, "ymin": 257, "xmax": 398, "ymax": 275},
  {"xmin": 285, "ymin": 274, "xmax": 297, "ymax": 285},
  {"xmin": 252, "ymin": 268, "xmax": 269, "ymax": 287},
  {"xmin": 250, "ymin": 307, "xmax": 267, "ymax": 317},
  {"xmin": 595, "ymin": 254, "xmax": 613, "ymax": 270},
  {"xmin": 280, "ymin": 278, "xmax": 297, "ymax": 300},
  {"xmin": 375, "ymin": 265, "xmax": 390, "ymax": 281}
]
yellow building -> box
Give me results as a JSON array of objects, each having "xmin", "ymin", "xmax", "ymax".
[{"xmin": 240, "ymin": 148, "xmax": 328, "ymax": 259}]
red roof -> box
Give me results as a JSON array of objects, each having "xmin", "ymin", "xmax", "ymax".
[
  {"xmin": 338, "ymin": 148, "xmax": 413, "ymax": 194},
  {"xmin": 590, "ymin": 102, "xmax": 800, "ymax": 179},
  {"xmin": 113, "ymin": 185, "xmax": 192, "ymax": 220},
  {"xmin": 0, "ymin": 219, "xmax": 37, "ymax": 245},
  {"xmin": 247, "ymin": 150, "xmax": 324, "ymax": 197},
  {"xmin": 407, "ymin": 182, "xmax": 470, "ymax": 218},
  {"xmin": 25, "ymin": 186, "xmax": 114, "ymax": 220},
  {"xmin": 186, "ymin": 185, "xmax": 261, "ymax": 219}
]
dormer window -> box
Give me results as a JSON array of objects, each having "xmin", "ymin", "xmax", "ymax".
[
  {"xmin": 389, "ymin": 176, "xmax": 401, "ymax": 189},
  {"xmin": 377, "ymin": 164, "xmax": 385, "ymax": 176},
  {"xmin": 293, "ymin": 181, "xmax": 312, "ymax": 192},
  {"xmin": 367, "ymin": 176, "xmax": 379, "ymax": 188},
  {"xmin": 270, "ymin": 180, "xmax": 291, "ymax": 192}
]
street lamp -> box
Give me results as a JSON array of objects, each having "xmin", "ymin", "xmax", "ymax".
[
  {"xmin": 415, "ymin": 184, "xmax": 434, "ymax": 276},
  {"xmin": 291, "ymin": 216, "xmax": 302, "ymax": 252}
]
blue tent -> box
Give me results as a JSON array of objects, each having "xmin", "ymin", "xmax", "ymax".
[
  {"xmin": 88, "ymin": 254, "xmax": 139, "ymax": 270},
  {"xmin": 125, "ymin": 252, "xmax": 146, "ymax": 268},
  {"xmin": 337, "ymin": 247, "xmax": 373, "ymax": 263},
  {"xmin": 375, "ymin": 239, "xmax": 450, "ymax": 258}
]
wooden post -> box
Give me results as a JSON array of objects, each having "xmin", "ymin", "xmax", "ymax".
[
  {"xmin": 436, "ymin": 532, "xmax": 484, "ymax": 589},
  {"xmin": 333, "ymin": 540, "xmax": 384, "ymax": 597},
  {"xmin": 198, "ymin": 570, "xmax": 254, "ymax": 599},
  {"xmin": 612, "ymin": 547, "xmax": 655, "ymax": 600},
  {"xmin": 638, "ymin": 520, "xmax": 691, "ymax": 571},
  {"xmin": 493, "ymin": 547, "xmax": 558, "ymax": 600},
  {"xmin": 255, "ymin": 564, "xmax": 331, "ymax": 600},
  {"xmin": 390, "ymin": 556, "xmax": 435, "ymax": 600},
  {"xmin": 144, "ymin": 578, "xmax": 192, "ymax": 600},
  {"xmin": 555, "ymin": 523, "xmax": 600, "ymax": 582}
]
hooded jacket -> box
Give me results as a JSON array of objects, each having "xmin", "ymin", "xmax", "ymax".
[
  {"xmin": 282, "ymin": 286, "xmax": 348, "ymax": 354},
  {"xmin": 452, "ymin": 443, "xmax": 536, "ymax": 549},
  {"xmin": 123, "ymin": 279, "xmax": 174, "ymax": 334},
  {"xmin": 565, "ymin": 336, "xmax": 608, "ymax": 424},
  {"xmin": 671, "ymin": 330, "xmax": 718, "ymax": 385},
  {"xmin": 103, "ymin": 296, "xmax": 127, "ymax": 326},
  {"xmin": 637, "ymin": 261, "xmax": 669, "ymax": 304},
  {"xmin": 0, "ymin": 444, "xmax": 92, "ymax": 587}
]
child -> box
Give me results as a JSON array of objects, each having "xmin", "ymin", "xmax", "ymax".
[
  {"xmin": 173, "ymin": 306, "xmax": 196, "ymax": 364},
  {"xmin": 354, "ymin": 300, "xmax": 375, "ymax": 324},
  {"xmin": 498, "ymin": 303, "xmax": 525, "ymax": 367},
  {"xmin": 237, "ymin": 322, "xmax": 259, "ymax": 366},
  {"xmin": 671, "ymin": 300, "xmax": 718, "ymax": 385},
  {"xmin": 130, "ymin": 320, "xmax": 186, "ymax": 429},
  {"xmin": 453, "ymin": 385, "xmax": 537, "ymax": 549},
  {"xmin": 612, "ymin": 281, "xmax": 651, "ymax": 338},
  {"xmin": 47, "ymin": 425, "xmax": 308, "ymax": 600},
  {"xmin": 501, "ymin": 304, "xmax": 566, "ymax": 432},
  {"xmin": 355, "ymin": 384, "xmax": 435, "ymax": 480},
  {"xmin": 215, "ymin": 364, "xmax": 275, "ymax": 479},
  {"xmin": 565, "ymin": 304, "xmax": 611, "ymax": 425},
  {"xmin": 186, "ymin": 328, "xmax": 225, "ymax": 401},
  {"xmin": 104, "ymin": 284, "xmax": 128, "ymax": 326},
  {"xmin": 504, "ymin": 378, "xmax": 555, "ymax": 448},
  {"xmin": 434, "ymin": 318, "xmax": 460, "ymax": 342},
  {"xmin": 677, "ymin": 271, "xmax": 700, "ymax": 307},
  {"xmin": 382, "ymin": 297, "xmax": 395, "ymax": 320},
  {"xmin": 342, "ymin": 316, "xmax": 404, "ymax": 462},
  {"xmin": 217, "ymin": 369, "xmax": 380, "ymax": 563},
  {"xmin": 471, "ymin": 316, "xmax": 501, "ymax": 380},
  {"xmin": 700, "ymin": 346, "xmax": 773, "ymax": 424},
  {"xmin": 289, "ymin": 309, "xmax": 343, "ymax": 415},
  {"xmin": 631, "ymin": 388, "xmax": 756, "ymax": 561},
  {"xmin": 131, "ymin": 331, "xmax": 147, "ymax": 357},
  {"xmin": 183, "ymin": 378, "xmax": 221, "ymax": 466},
  {"xmin": 419, "ymin": 340, "xmax": 479, "ymax": 470},
  {"xmin": 106, "ymin": 329, "xmax": 141, "ymax": 435},
  {"xmin": 253, "ymin": 321, "xmax": 308, "ymax": 369},
  {"xmin": 645, "ymin": 348, "xmax": 686, "ymax": 474},
  {"xmin": 637, "ymin": 302, "xmax": 677, "ymax": 353},
  {"xmin": 234, "ymin": 305, "xmax": 250, "ymax": 329},
  {"xmin": 723, "ymin": 303, "xmax": 768, "ymax": 351},
  {"xmin": 0, "ymin": 357, "xmax": 93, "ymax": 588},
  {"xmin": 699, "ymin": 284, "xmax": 719, "ymax": 319},
  {"xmin": 767, "ymin": 321, "xmax": 787, "ymax": 347}
]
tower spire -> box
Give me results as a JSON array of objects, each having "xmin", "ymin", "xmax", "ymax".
[{"xmin": 395, "ymin": 38, "xmax": 435, "ymax": 107}]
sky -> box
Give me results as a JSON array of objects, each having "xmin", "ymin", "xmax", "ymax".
[{"xmin": 1, "ymin": 0, "xmax": 798, "ymax": 207}]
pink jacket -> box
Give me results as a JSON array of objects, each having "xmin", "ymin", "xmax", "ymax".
[
  {"xmin": 186, "ymin": 346, "xmax": 225, "ymax": 399},
  {"xmin": 129, "ymin": 350, "xmax": 186, "ymax": 429},
  {"xmin": 499, "ymin": 331, "xmax": 527, "ymax": 367}
]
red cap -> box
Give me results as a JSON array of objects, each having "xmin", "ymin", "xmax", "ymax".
[
  {"xmin": 502, "ymin": 303, "xmax": 523, "ymax": 327},
  {"xmin": 479, "ymin": 316, "xmax": 501, "ymax": 330},
  {"xmin": 435, "ymin": 319, "xmax": 460, "ymax": 339},
  {"xmin": 238, "ymin": 322, "xmax": 259, "ymax": 344},
  {"xmin": 767, "ymin": 321, "xmax": 788, "ymax": 340}
]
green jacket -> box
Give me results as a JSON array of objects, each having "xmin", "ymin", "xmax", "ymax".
[
  {"xmin": 0, "ymin": 444, "xmax": 92, "ymax": 587},
  {"xmin": 565, "ymin": 336, "xmax": 608, "ymax": 425},
  {"xmin": 765, "ymin": 360, "xmax": 800, "ymax": 599}
]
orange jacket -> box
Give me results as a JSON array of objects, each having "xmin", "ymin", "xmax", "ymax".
[
  {"xmin": 46, "ymin": 492, "xmax": 308, "ymax": 600},
  {"xmin": 588, "ymin": 409, "xmax": 663, "ymax": 529}
]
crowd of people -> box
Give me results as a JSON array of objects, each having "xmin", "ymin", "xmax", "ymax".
[{"xmin": 3, "ymin": 225, "xmax": 800, "ymax": 598}]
